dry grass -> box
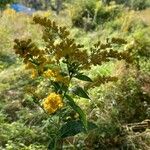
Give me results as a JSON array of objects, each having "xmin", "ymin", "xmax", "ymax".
[{"xmin": 136, "ymin": 8, "xmax": 150, "ymax": 26}]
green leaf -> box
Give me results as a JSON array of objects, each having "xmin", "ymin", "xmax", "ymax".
[
  {"xmin": 52, "ymin": 81, "xmax": 60, "ymax": 90},
  {"xmin": 48, "ymin": 138, "xmax": 63, "ymax": 150},
  {"xmin": 48, "ymin": 138, "xmax": 56, "ymax": 150},
  {"xmin": 65, "ymin": 94, "xmax": 87, "ymax": 130},
  {"xmin": 88, "ymin": 122, "xmax": 98, "ymax": 130},
  {"xmin": 59, "ymin": 120, "xmax": 98, "ymax": 138},
  {"xmin": 61, "ymin": 84, "xmax": 68, "ymax": 92},
  {"xmin": 59, "ymin": 120, "xmax": 84, "ymax": 138},
  {"xmin": 71, "ymin": 86, "xmax": 90, "ymax": 99},
  {"xmin": 75, "ymin": 73, "xmax": 93, "ymax": 82}
]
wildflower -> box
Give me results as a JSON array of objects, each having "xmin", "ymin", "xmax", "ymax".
[
  {"xmin": 43, "ymin": 93, "xmax": 63, "ymax": 114},
  {"xmin": 44, "ymin": 69, "xmax": 55, "ymax": 78},
  {"xmin": 31, "ymin": 69, "xmax": 38, "ymax": 78},
  {"xmin": 25, "ymin": 62, "xmax": 35, "ymax": 69},
  {"xmin": 3, "ymin": 8, "xmax": 16, "ymax": 16},
  {"xmin": 55, "ymin": 75, "xmax": 69, "ymax": 86}
]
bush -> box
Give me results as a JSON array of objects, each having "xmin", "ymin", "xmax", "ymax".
[
  {"xmin": 103, "ymin": 0, "xmax": 150, "ymax": 10},
  {"xmin": 115, "ymin": 0, "xmax": 150, "ymax": 10},
  {"xmin": 67, "ymin": 0, "xmax": 122, "ymax": 30},
  {"xmin": 127, "ymin": 0, "xmax": 150, "ymax": 10},
  {"xmin": 84, "ymin": 120, "xmax": 123, "ymax": 149},
  {"xmin": 0, "ymin": 120, "xmax": 47, "ymax": 148}
]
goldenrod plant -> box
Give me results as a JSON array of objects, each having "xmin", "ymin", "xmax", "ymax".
[{"xmin": 14, "ymin": 16, "xmax": 134, "ymax": 149}]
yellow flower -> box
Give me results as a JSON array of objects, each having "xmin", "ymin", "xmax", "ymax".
[
  {"xmin": 44, "ymin": 68, "xmax": 69, "ymax": 85},
  {"xmin": 43, "ymin": 69, "xmax": 55, "ymax": 78},
  {"xmin": 43, "ymin": 93, "xmax": 63, "ymax": 114},
  {"xmin": 55, "ymin": 75, "xmax": 69, "ymax": 86},
  {"xmin": 3, "ymin": 8, "xmax": 16, "ymax": 16},
  {"xmin": 31, "ymin": 69, "xmax": 38, "ymax": 79},
  {"xmin": 25, "ymin": 62, "xmax": 35, "ymax": 69}
]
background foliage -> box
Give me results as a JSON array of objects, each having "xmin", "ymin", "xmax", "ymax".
[{"xmin": 0, "ymin": 0, "xmax": 150, "ymax": 149}]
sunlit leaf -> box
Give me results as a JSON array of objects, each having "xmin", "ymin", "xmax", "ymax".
[
  {"xmin": 65, "ymin": 94, "xmax": 87, "ymax": 130},
  {"xmin": 75, "ymin": 73, "xmax": 93, "ymax": 82},
  {"xmin": 71, "ymin": 86, "xmax": 90, "ymax": 99}
]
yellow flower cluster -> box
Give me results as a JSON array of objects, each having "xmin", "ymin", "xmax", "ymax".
[
  {"xmin": 3, "ymin": 8, "xmax": 16, "ymax": 16},
  {"xmin": 90, "ymin": 39, "xmax": 133, "ymax": 66},
  {"xmin": 43, "ymin": 93, "xmax": 63, "ymax": 114},
  {"xmin": 31, "ymin": 69, "xmax": 38, "ymax": 79},
  {"xmin": 14, "ymin": 16, "xmax": 133, "ymax": 86},
  {"xmin": 54, "ymin": 39, "xmax": 90, "ymax": 69},
  {"xmin": 33, "ymin": 11, "xmax": 51, "ymax": 18},
  {"xmin": 44, "ymin": 69, "xmax": 55, "ymax": 78},
  {"xmin": 14, "ymin": 39, "xmax": 49, "ymax": 78},
  {"xmin": 43, "ymin": 69, "xmax": 69, "ymax": 85},
  {"xmin": 55, "ymin": 75, "xmax": 69, "ymax": 86},
  {"xmin": 33, "ymin": 16, "xmax": 90, "ymax": 69}
]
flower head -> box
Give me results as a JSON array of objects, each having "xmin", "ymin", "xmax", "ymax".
[
  {"xmin": 43, "ymin": 93, "xmax": 63, "ymax": 114},
  {"xmin": 43, "ymin": 69, "xmax": 55, "ymax": 78},
  {"xmin": 31, "ymin": 69, "xmax": 38, "ymax": 78},
  {"xmin": 55, "ymin": 74, "xmax": 69, "ymax": 86}
]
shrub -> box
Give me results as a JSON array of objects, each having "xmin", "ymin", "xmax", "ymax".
[
  {"xmin": 0, "ymin": 120, "xmax": 47, "ymax": 148},
  {"xmin": 67, "ymin": 0, "xmax": 122, "ymax": 30},
  {"xmin": 102, "ymin": 0, "xmax": 150, "ymax": 10},
  {"xmin": 115, "ymin": 0, "xmax": 150, "ymax": 10},
  {"xmin": 127, "ymin": 0, "xmax": 150, "ymax": 10}
]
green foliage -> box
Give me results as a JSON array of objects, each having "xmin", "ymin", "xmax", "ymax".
[
  {"xmin": 112, "ymin": 76, "xmax": 149, "ymax": 123},
  {"xmin": 0, "ymin": 0, "xmax": 13, "ymax": 9},
  {"xmin": 120, "ymin": 0, "xmax": 150, "ymax": 10},
  {"xmin": 65, "ymin": 95, "xmax": 87, "ymax": 129},
  {"xmin": 132, "ymin": 27, "xmax": 150, "ymax": 58},
  {"xmin": 71, "ymin": 115, "xmax": 123, "ymax": 149},
  {"xmin": 74, "ymin": 73, "xmax": 93, "ymax": 82},
  {"xmin": 59, "ymin": 120, "xmax": 97, "ymax": 138},
  {"xmin": 13, "ymin": 16, "xmax": 97, "ymax": 149},
  {"xmin": 105, "ymin": 0, "xmax": 150, "ymax": 10},
  {"xmin": 71, "ymin": 86, "xmax": 90, "ymax": 99},
  {"xmin": 0, "ymin": 120, "xmax": 47, "ymax": 149},
  {"xmin": 13, "ymin": 15, "xmax": 134, "ymax": 149},
  {"xmin": 68, "ymin": 0, "xmax": 122, "ymax": 30},
  {"xmin": 0, "ymin": 1, "xmax": 150, "ymax": 149}
]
